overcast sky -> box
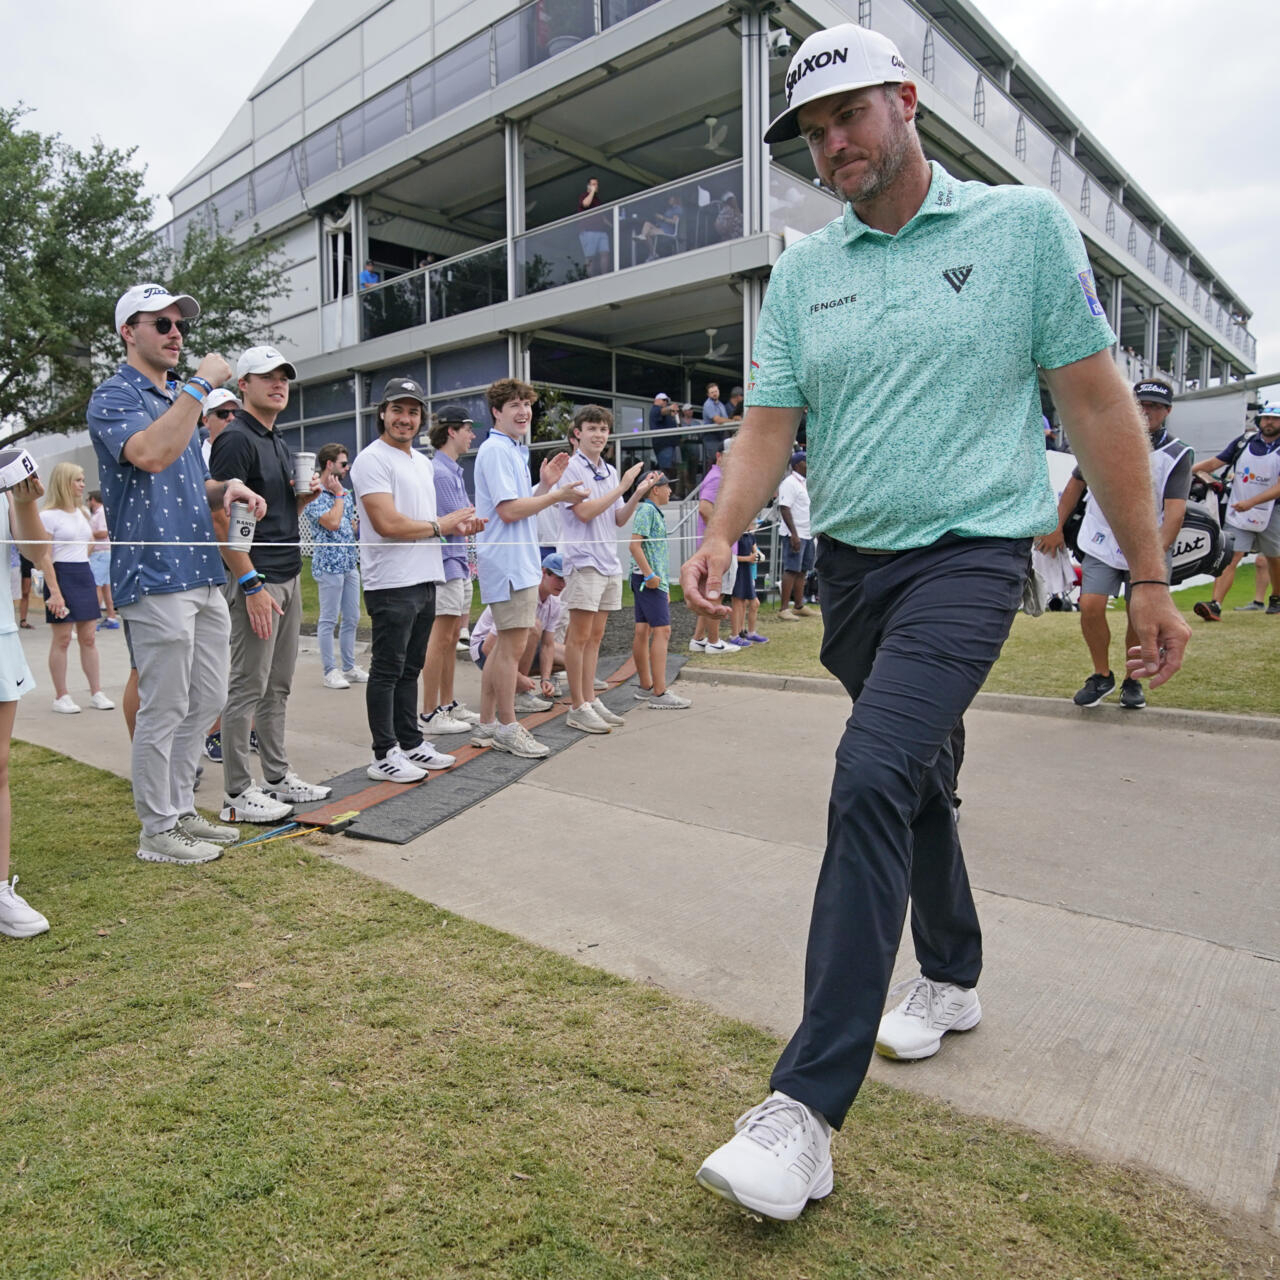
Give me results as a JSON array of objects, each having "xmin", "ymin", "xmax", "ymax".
[{"xmin": 5, "ymin": 0, "xmax": 1276, "ymax": 390}]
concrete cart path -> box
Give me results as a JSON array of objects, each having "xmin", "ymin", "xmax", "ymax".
[{"xmin": 16, "ymin": 624, "xmax": 1279, "ymax": 1232}]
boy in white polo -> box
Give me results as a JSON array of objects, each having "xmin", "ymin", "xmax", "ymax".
[
  {"xmin": 472, "ymin": 379, "xmax": 587, "ymax": 758},
  {"xmin": 559, "ymin": 405, "xmax": 663, "ymax": 734}
]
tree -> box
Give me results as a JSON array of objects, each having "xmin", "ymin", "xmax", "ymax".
[{"xmin": 0, "ymin": 106, "xmax": 290, "ymax": 444}]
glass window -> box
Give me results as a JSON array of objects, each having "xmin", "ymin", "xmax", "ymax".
[
  {"xmin": 870, "ymin": 0, "xmax": 929, "ymax": 67},
  {"xmin": 408, "ymin": 63, "xmax": 435, "ymax": 130},
  {"xmin": 430, "ymin": 392, "xmax": 492, "ymax": 452},
  {"xmin": 602, "ymin": 0, "xmax": 662, "ymax": 26},
  {"xmin": 366, "ymin": 360, "xmax": 428, "ymax": 405},
  {"xmin": 361, "ymin": 274, "xmax": 427, "ymax": 339},
  {"xmin": 302, "ymin": 122, "xmax": 340, "ymax": 187},
  {"xmin": 304, "ymin": 417, "xmax": 357, "ymax": 462},
  {"xmin": 209, "ymin": 176, "xmax": 252, "ymax": 229},
  {"xmin": 278, "ymin": 426, "xmax": 303, "ymax": 456},
  {"xmin": 277, "ymin": 391, "xmax": 302, "ymax": 425},
  {"xmin": 253, "ymin": 149, "xmax": 299, "ymax": 213},
  {"xmin": 429, "ymin": 247, "xmax": 508, "ymax": 321},
  {"xmin": 530, "ymin": 340, "xmax": 613, "ymax": 391},
  {"xmin": 361, "ymin": 84, "xmax": 409, "ymax": 157},
  {"xmin": 769, "ymin": 166, "xmax": 842, "ymax": 239},
  {"xmin": 431, "ymin": 340, "xmax": 508, "ymax": 394},
  {"xmin": 433, "ymin": 33, "xmax": 491, "ymax": 113},
  {"xmin": 305, "ymin": 376, "xmax": 357, "ymax": 417},
  {"xmin": 615, "ymin": 355, "xmax": 680, "ymax": 399}
]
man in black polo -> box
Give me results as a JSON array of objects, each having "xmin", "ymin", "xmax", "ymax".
[{"xmin": 209, "ymin": 346, "xmax": 332, "ymax": 823}]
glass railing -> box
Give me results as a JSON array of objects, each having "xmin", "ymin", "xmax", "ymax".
[
  {"xmin": 513, "ymin": 163, "xmax": 744, "ymax": 297},
  {"xmin": 769, "ymin": 166, "xmax": 843, "ymax": 238},
  {"xmin": 359, "ymin": 243, "xmax": 508, "ymax": 339}
]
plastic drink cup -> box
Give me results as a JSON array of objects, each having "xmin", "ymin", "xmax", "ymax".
[
  {"xmin": 292, "ymin": 452, "xmax": 316, "ymax": 495},
  {"xmin": 228, "ymin": 502, "xmax": 256, "ymax": 551}
]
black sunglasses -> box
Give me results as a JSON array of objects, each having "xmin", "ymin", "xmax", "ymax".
[
  {"xmin": 208, "ymin": 408, "xmax": 237, "ymax": 420},
  {"xmin": 134, "ymin": 317, "xmax": 192, "ymax": 337}
]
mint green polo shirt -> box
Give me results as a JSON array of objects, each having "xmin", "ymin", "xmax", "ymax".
[{"xmin": 746, "ymin": 162, "xmax": 1116, "ymax": 550}]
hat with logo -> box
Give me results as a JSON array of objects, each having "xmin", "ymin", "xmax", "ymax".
[
  {"xmin": 541, "ymin": 552, "xmax": 566, "ymax": 577},
  {"xmin": 202, "ymin": 388, "xmax": 240, "ymax": 417},
  {"xmin": 1133, "ymin": 379, "xmax": 1173, "ymax": 407},
  {"xmin": 765, "ymin": 23, "xmax": 909, "ymax": 144},
  {"xmin": 435, "ymin": 402, "xmax": 473, "ymax": 425},
  {"xmin": 236, "ymin": 346, "xmax": 297, "ymax": 380},
  {"xmin": 1258, "ymin": 402, "xmax": 1280, "ymax": 418},
  {"xmin": 115, "ymin": 283, "xmax": 200, "ymax": 334},
  {"xmin": 378, "ymin": 376, "xmax": 428, "ymax": 407}
]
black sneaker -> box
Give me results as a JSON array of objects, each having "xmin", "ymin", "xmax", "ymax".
[
  {"xmin": 1193, "ymin": 600, "xmax": 1221, "ymax": 622},
  {"xmin": 1119, "ymin": 678, "xmax": 1146, "ymax": 709},
  {"xmin": 1072, "ymin": 671, "xmax": 1116, "ymax": 707},
  {"xmin": 1267, "ymin": 596, "xmax": 1280, "ymax": 615},
  {"xmin": 203, "ymin": 731, "xmax": 222, "ymax": 762},
  {"xmin": 249, "ymin": 729, "xmax": 260, "ymax": 753}
]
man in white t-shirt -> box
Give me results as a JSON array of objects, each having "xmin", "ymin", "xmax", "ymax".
[
  {"xmin": 349, "ymin": 378, "xmax": 485, "ymax": 783},
  {"xmin": 777, "ymin": 451, "xmax": 815, "ymax": 620}
]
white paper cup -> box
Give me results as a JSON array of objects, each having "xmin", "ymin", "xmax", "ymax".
[
  {"xmin": 228, "ymin": 502, "xmax": 257, "ymax": 552},
  {"xmin": 292, "ymin": 451, "xmax": 316, "ymax": 495}
]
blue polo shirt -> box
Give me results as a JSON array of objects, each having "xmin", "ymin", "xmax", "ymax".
[
  {"xmin": 432, "ymin": 450, "xmax": 472, "ymax": 582},
  {"xmin": 474, "ymin": 429, "xmax": 540, "ymax": 603},
  {"xmin": 87, "ymin": 364, "xmax": 225, "ymax": 608},
  {"xmin": 747, "ymin": 162, "xmax": 1116, "ymax": 550}
]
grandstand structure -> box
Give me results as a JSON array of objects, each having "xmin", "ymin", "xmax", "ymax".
[{"xmin": 163, "ymin": 0, "xmax": 1258, "ymax": 468}]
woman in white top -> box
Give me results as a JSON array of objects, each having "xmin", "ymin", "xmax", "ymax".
[{"xmin": 39, "ymin": 463, "xmax": 113, "ymax": 714}]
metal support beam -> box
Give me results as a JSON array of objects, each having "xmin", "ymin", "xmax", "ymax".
[
  {"xmin": 739, "ymin": 6, "xmax": 770, "ymax": 239},
  {"xmin": 741, "ymin": 272, "xmax": 765, "ymax": 386},
  {"xmin": 522, "ymin": 122, "xmax": 664, "ymax": 188},
  {"xmin": 504, "ymin": 119, "xmax": 525, "ymax": 308},
  {"xmin": 364, "ymin": 193, "xmax": 495, "ymax": 243}
]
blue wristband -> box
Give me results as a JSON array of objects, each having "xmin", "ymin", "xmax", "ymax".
[
  {"xmin": 188, "ymin": 376, "xmax": 213, "ymax": 394},
  {"xmin": 181, "ymin": 384, "xmax": 204, "ymax": 405},
  {"xmin": 242, "ymin": 583, "xmax": 263, "ymax": 596},
  {"xmin": 238, "ymin": 571, "xmax": 261, "ymax": 586}
]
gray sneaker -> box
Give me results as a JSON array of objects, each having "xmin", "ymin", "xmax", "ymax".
[
  {"xmin": 137, "ymin": 826, "xmax": 223, "ymax": 865},
  {"xmin": 178, "ymin": 812, "xmax": 238, "ymax": 844},
  {"xmin": 493, "ymin": 722, "xmax": 550, "ymax": 758},
  {"xmin": 566, "ymin": 704, "xmax": 610, "ymax": 734},
  {"xmin": 514, "ymin": 690, "xmax": 553, "ymax": 714},
  {"xmin": 1268, "ymin": 595, "xmax": 1280, "ymax": 615},
  {"xmin": 590, "ymin": 698, "xmax": 626, "ymax": 726},
  {"xmin": 647, "ymin": 689, "xmax": 691, "ymax": 709},
  {"xmin": 1234, "ymin": 600, "xmax": 1266, "ymax": 611},
  {"xmin": 633, "ymin": 685, "xmax": 655, "ymax": 701},
  {"xmin": 470, "ymin": 721, "xmax": 498, "ymax": 748}
]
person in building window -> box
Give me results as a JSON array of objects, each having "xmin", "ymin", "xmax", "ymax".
[
  {"xmin": 636, "ymin": 194, "xmax": 683, "ymax": 261},
  {"xmin": 714, "ymin": 191, "xmax": 743, "ymax": 241},
  {"xmin": 358, "ymin": 260, "xmax": 380, "ymax": 290},
  {"xmin": 576, "ymin": 177, "xmax": 611, "ymax": 278}
]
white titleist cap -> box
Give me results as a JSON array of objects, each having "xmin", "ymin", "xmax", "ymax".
[
  {"xmin": 765, "ymin": 24, "xmax": 909, "ymax": 144},
  {"xmin": 114, "ymin": 283, "xmax": 199, "ymax": 334},
  {"xmin": 202, "ymin": 388, "xmax": 240, "ymax": 416},
  {"xmin": 236, "ymin": 346, "xmax": 297, "ymax": 380}
]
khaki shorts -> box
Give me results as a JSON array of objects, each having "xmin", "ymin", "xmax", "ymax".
[
  {"xmin": 562, "ymin": 567, "xmax": 623, "ymax": 612},
  {"xmin": 435, "ymin": 576, "xmax": 473, "ymax": 617},
  {"xmin": 489, "ymin": 585, "xmax": 538, "ymax": 631}
]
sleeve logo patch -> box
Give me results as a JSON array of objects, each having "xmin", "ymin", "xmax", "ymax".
[{"xmin": 1078, "ymin": 269, "xmax": 1105, "ymax": 317}]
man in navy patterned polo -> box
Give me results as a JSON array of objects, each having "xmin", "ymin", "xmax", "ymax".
[{"xmin": 89, "ymin": 284, "xmax": 267, "ymax": 866}]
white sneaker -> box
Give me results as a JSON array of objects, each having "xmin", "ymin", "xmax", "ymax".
[
  {"xmin": 367, "ymin": 749, "xmax": 427, "ymax": 784},
  {"xmin": 89, "ymin": 691, "xmax": 115, "ymax": 710},
  {"xmin": 447, "ymin": 701, "xmax": 481, "ymax": 726},
  {"xmin": 515, "ymin": 690, "xmax": 553, "ymax": 714},
  {"xmin": 702, "ymin": 640, "xmax": 739, "ymax": 656},
  {"xmin": 420, "ymin": 707, "xmax": 472, "ymax": 734},
  {"xmin": 688, "ymin": 638, "xmax": 707, "ymax": 653},
  {"xmin": 492, "ymin": 722, "xmax": 550, "ymax": 758},
  {"xmin": 470, "ymin": 721, "xmax": 498, "ymax": 748},
  {"xmin": 0, "ymin": 876, "xmax": 50, "ymax": 937},
  {"xmin": 696, "ymin": 1091, "xmax": 833, "ymax": 1221},
  {"xmin": 177, "ymin": 812, "xmax": 238, "ymax": 844},
  {"xmin": 875, "ymin": 975, "xmax": 982, "ymax": 1060},
  {"xmin": 401, "ymin": 741, "xmax": 456, "ymax": 770},
  {"xmin": 322, "ymin": 669, "xmax": 351, "ymax": 690},
  {"xmin": 591, "ymin": 698, "xmax": 625, "ymax": 726},
  {"xmin": 593, "ymin": 677, "xmax": 609, "ymax": 692},
  {"xmin": 342, "ymin": 665, "xmax": 369, "ymax": 683},
  {"xmin": 566, "ymin": 704, "xmax": 610, "ymax": 734},
  {"xmin": 220, "ymin": 786, "xmax": 293, "ymax": 824},
  {"xmin": 262, "ymin": 772, "xmax": 332, "ymax": 804},
  {"xmin": 52, "ymin": 694, "xmax": 81, "ymax": 714},
  {"xmin": 137, "ymin": 826, "xmax": 224, "ymax": 864},
  {"xmin": 647, "ymin": 689, "xmax": 691, "ymax": 709}
]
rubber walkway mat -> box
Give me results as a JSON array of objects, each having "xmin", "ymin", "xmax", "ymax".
[{"xmin": 293, "ymin": 654, "xmax": 687, "ymax": 845}]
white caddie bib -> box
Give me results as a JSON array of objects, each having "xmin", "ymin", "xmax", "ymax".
[{"xmin": 1225, "ymin": 440, "xmax": 1280, "ymax": 534}]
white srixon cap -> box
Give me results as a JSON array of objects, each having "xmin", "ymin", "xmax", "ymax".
[
  {"xmin": 765, "ymin": 24, "xmax": 909, "ymax": 144},
  {"xmin": 236, "ymin": 346, "xmax": 297, "ymax": 380},
  {"xmin": 114, "ymin": 283, "xmax": 200, "ymax": 334}
]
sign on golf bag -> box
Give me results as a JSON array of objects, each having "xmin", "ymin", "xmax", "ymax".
[{"xmin": 1170, "ymin": 487, "xmax": 1235, "ymax": 585}]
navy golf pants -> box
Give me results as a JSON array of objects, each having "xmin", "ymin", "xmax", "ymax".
[{"xmin": 770, "ymin": 533, "xmax": 1030, "ymax": 1128}]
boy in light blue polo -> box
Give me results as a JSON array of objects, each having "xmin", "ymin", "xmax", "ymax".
[{"xmin": 471, "ymin": 378, "xmax": 586, "ymax": 758}]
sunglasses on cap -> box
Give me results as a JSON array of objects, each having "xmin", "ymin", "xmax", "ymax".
[{"xmin": 132, "ymin": 317, "xmax": 192, "ymax": 337}]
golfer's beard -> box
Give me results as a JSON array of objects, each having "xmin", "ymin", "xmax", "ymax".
[{"xmin": 841, "ymin": 115, "xmax": 913, "ymax": 204}]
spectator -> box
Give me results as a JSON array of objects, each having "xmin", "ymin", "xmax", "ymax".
[
  {"xmin": 648, "ymin": 393, "xmax": 680, "ymax": 474},
  {"xmin": 358, "ymin": 260, "xmax": 380, "ymax": 290},
  {"xmin": 701, "ymin": 381, "xmax": 731, "ymax": 469},
  {"xmin": 209, "ymin": 347, "xmax": 331, "ymax": 823},
  {"xmin": 307, "ymin": 442, "xmax": 365, "ymax": 690},
  {"xmin": 86, "ymin": 490, "xmax": 120, "ymax": 630},
  {"xmin": 777, "ymin": 451, "xmax": 816, "ymax": 620},
  {"xmin": 350, "ymin": 378, "xmax": 483, "ymax": 783},
  {"xmin": 636, "ymin": 194, "xmax": 683, "ymax": 260},
  {"xmin": 89, "ymin": 282, "xmax": 263, "ymax": 864},
  {"xmin": 1039, "ymin": 379, "xmax": 1191, "ymax": 709},
  {"xmin": 39, "ymin": 463, "xmax": 112, "ymax": 714},
  {"xmin": 730, "ymin": 527, "xmax": 768, "ymax": 645},
  {"xmin": 689, "ymin": 437, "xmax": 741, "ymax": 656},
  {"xmin": 715, "ymin": 191, "xmax": 743, "ymax": 241},
  {"xmin": 1190, "ymin": 402, "xmax": 1280, "ymax": 619},
  {"xmin": 199, "ymin": 388, "xmax": 240, "ymax": 468},
  {"xmin": 469, "ymin": 553, "xmax": 568, "ymax": 712},
  {"xmin": 559, "ymin": 405, "xmax": 662, "ymax": 734},
  {"xmin": 420, "ymin": 404, "xmax": 483, "ymax": 735},
  {"xmin": 0, "ymin": 475, "xmax": 57, "ymax": 936},
  {"xmin": 577, "ymin": 178, "xmax": 611, "ymax": 278},
  {"xmin": 726, "ymin": 386, "xmax": 745, "ymax": 422},
  {"xmin": 471, "ymin": 379, "xmax": 587, "ymax": 758},
  {"xmin": 628, "ymin": 473, "xmax": 690, "ymax": 708}
]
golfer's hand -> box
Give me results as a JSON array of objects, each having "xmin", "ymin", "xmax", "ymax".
[
  {"xmin": 1125, "ymin": 587, "xmax": 1191, "ymax": 689},
  {"xmin": 246, "ymin": 586, "xmax": 284, "ymax": 640},
  {"xmin": 681, "ymin": 538, "xmax": 732, "ymax": 618}
]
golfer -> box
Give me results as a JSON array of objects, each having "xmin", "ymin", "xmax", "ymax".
[{"xmin": 682, "ymin": 22, "xmax": 1190, "ymax": 1221}]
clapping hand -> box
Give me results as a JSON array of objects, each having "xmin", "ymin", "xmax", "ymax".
[{"xmin": 540, "ymin": 452, "xmax": 571, "ymax": 486}]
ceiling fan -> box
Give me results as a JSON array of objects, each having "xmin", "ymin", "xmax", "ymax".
[
  {"xmin": 674, "ymin": 116, "xmax": 734, "ymax": 158},
  {"xmin": 704, "ymin": 328, "xmax": 729, "ymax": 358}
]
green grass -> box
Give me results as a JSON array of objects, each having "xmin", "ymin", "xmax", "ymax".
[
  {"xmin": 1, "ymin": 745, "xmax": 1271, "ymax": 1278},
  {"xmin": 689, "ymin": 566, "xmax": 1276, "ymax": 717}
]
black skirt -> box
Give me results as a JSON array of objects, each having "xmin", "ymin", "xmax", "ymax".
[{"xmin": 44, "ymin": 561, "xmax": 101, "ymax": 624}]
